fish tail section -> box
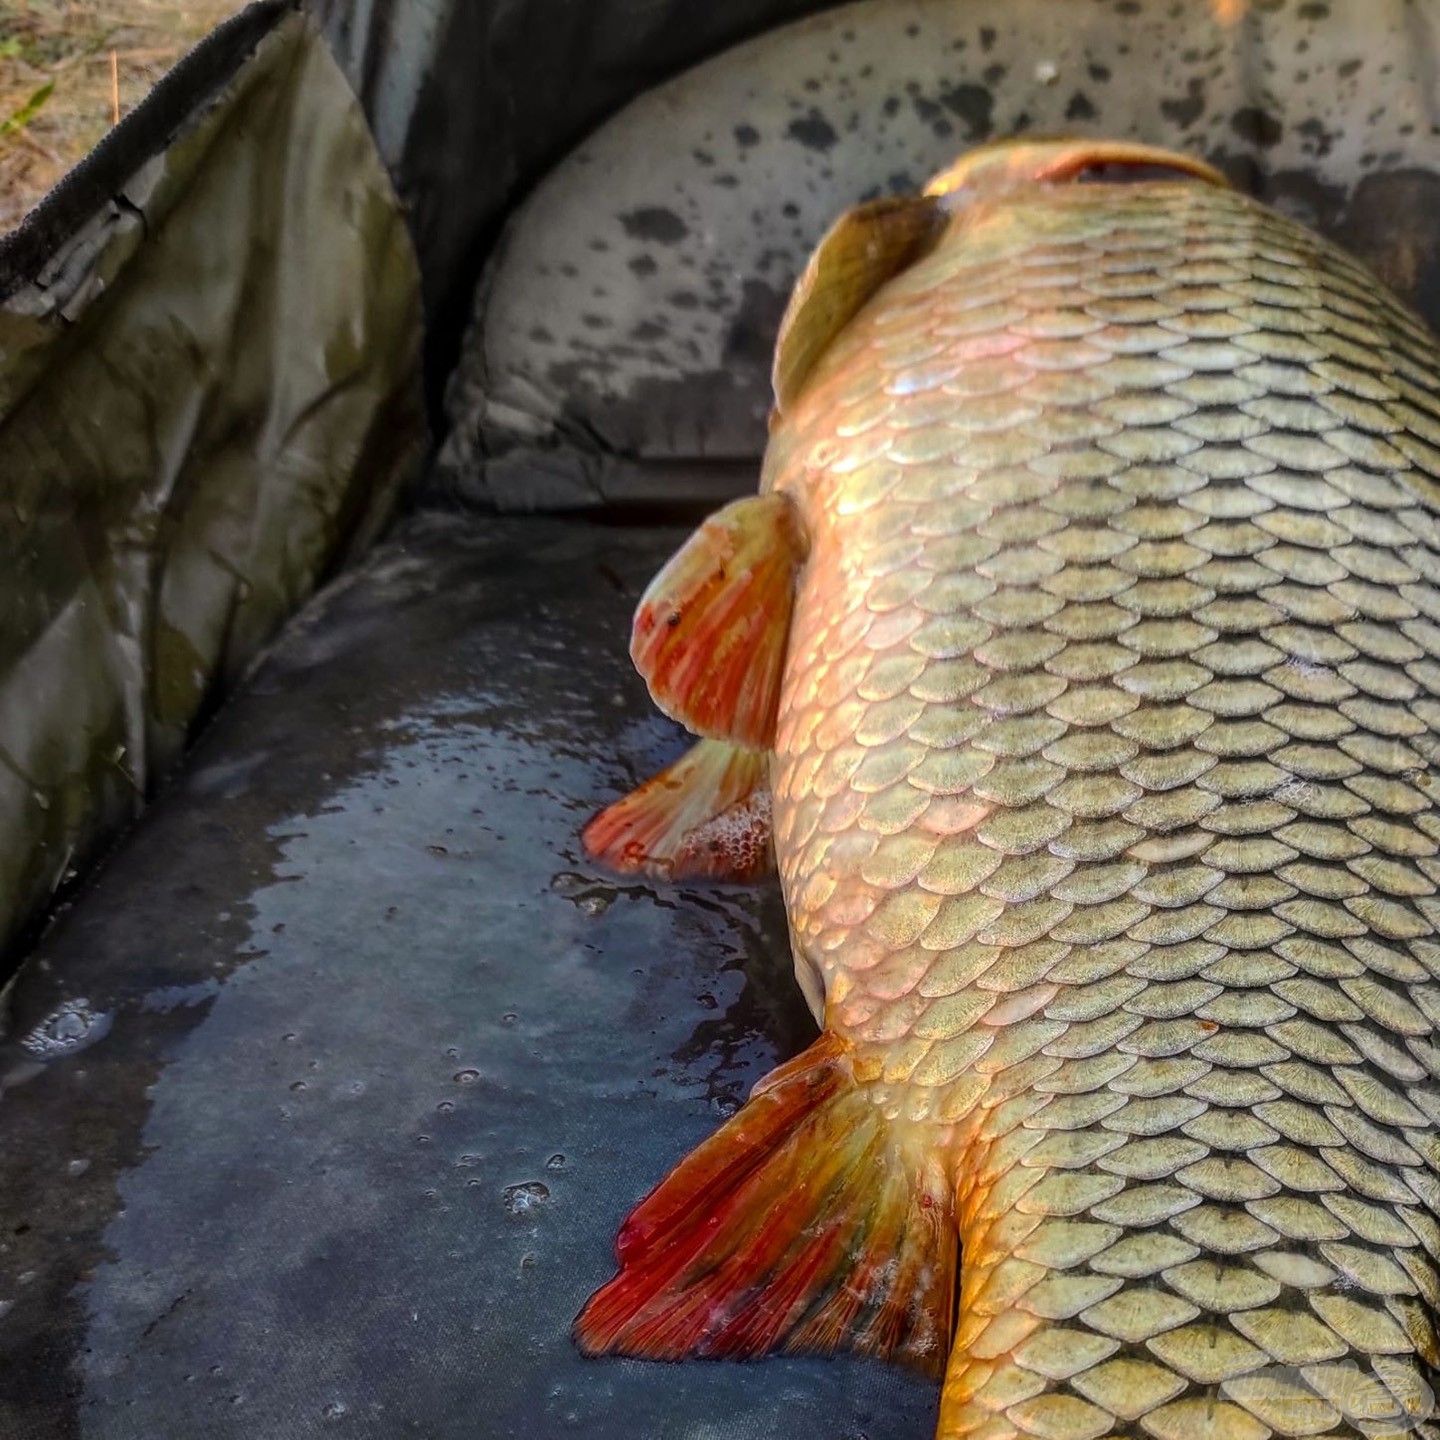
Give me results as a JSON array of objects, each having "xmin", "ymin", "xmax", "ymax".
[{"xmin": 574, "ymin": 1033, "xmax": 957, "ymax": 1377}]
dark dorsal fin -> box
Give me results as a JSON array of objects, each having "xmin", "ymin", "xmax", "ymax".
[
  {"xmin": 771, "ymin": 140, "xmax": 1229, "ymax": 419},
  {"xmin": 771, "ymin": 194, "xmax": 949, "ymax": 417},
  {"xmin": 923, "ymin": 136, "xmax": 1230, "ymax": 199}
]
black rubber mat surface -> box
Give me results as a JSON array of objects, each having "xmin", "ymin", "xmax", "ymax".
[{"xmin": 0, "ymin": 513, "xmax": 937, "ymax": 1438}]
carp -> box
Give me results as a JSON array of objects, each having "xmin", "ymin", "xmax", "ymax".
[{"xmin": 577, "ymin": 138, "xmax": 1440, "ymax": 1440}]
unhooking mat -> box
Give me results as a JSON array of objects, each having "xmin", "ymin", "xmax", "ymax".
[{"xmin": 0, "ymin": 512, "xmax": 936, "ymax": 1439}]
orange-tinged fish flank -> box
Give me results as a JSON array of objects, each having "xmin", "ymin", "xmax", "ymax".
[{"xmin": 581, "ymin": 143, "xmax": 1440, "ymax": 1440}]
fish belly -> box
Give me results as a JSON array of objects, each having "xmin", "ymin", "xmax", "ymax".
[{"xmin": 769, "ymin": 180, "xmax": 1440, "ymax": 1439}]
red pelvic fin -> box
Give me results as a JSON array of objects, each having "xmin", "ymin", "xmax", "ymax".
[
  {"xmin": 630, "ymin": 493, "xmax": 805, "ymax": 750},
  {"xmin": 575, "ymin": 1034, "xmax": 957, "ymax": 1377},
  {"xmin": 582, "ymin": 739, "xmax": 772, "ymax": 882}
]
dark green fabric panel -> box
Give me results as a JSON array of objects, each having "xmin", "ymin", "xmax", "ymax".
[{"xmin": 0, "ymin": 11, "xmax": 427, "ymax": 963}]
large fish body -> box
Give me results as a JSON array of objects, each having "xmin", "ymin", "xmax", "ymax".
[{"xmin": 579, "ymin": 140, "xmax": 1440, "ymax": 1440}]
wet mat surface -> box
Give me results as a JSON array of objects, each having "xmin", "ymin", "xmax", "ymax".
[{"xmin": 0, "ymin": 513, "xmax": 938, "ymax": 1438}]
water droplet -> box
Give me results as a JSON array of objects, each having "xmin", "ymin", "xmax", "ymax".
[
  {"xmin": 696, "ymin": 992, "xmax": 717, "ymax": 1010},
  {"xmin": 456, "ymin": 1154, "xmax": 483, "ymax": 1169},
  {"xmin": 20, "ymin": 1000, "xmax": 111, "ymax": 1059},
  {"xmin": 453, "ymin": 1069, "xmax": 480, "ymax": 1085},
  {"xmin": 289, "ymin": 1081, "xmax": 307, "ymax": 1093},
  {"xmin": 545, "ymin": 1154, "xmax": 566, "ymax": 1171},
  {"xmin": 503, "ymin": 1181, "xmax": 550, "ymax": 1214},
  {"xmin": 499, "ymin": 1013, "xmax": 518, "ymax": 1027},
  {"xmin": 416, "ymin": 1134, "xmax": 433, "ymax": 1146},
  {"xmin": 282, "ymin": 1033, "xmax": 299, "ymax": 1043},
  {"xmin": 436, "ymin": 1100, "xmax": 455, "ymax": 1114},
  {"xmin": 65, "ymin": 1158, "xmax": 90, "ymax": 1178},
  {"xmin": 322, "ymin": 1400, "xmax": 348, "ymax": 1420}
]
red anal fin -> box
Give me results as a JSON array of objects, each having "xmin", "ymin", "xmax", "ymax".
[
  {"xmin": 575, "ymin": 1033, "xmax": 957, "ymax": 1378},
  {"xmin": 582, "ymin": 739, "xmax": 772, "ymax": 882},
  {"xmin": 630, "ymin": 494, "xmax": 805, "ymax": 749}
]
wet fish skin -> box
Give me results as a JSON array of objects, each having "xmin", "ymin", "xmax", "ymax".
[
  {"xmin": 579, "ymin": 146, "xmax": 1440, "ymax": 1440},
  {"xmin": 762, "ymin": 175, "xmax": 1440, "ymax": 1439}
]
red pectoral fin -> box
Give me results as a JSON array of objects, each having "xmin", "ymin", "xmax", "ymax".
[
  {"xmin": 582, "ymin": 739, "xmax": 772, "ymax": 882},
  {"xmin": 575, "ymin": 1034, "xmax": 957, "ymax": 1376},
  {"xmin": 630, "ymin": 493, "xmax": 805, "ymax": 750}
]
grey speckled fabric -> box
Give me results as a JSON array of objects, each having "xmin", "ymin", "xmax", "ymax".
[{"xmin": 440, "ymin": 0, "xmax": 1440, "ymax": 510}]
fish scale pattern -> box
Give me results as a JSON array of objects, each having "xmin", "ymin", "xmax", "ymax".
[{"xmin": 763, "ymin": 180, "xmax": 1440, "ymax": 1440}]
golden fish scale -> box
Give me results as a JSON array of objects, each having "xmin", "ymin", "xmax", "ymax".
[{"xmin": 763, "ymin": 182, "xmax": 1440, "ymax": 1440}]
